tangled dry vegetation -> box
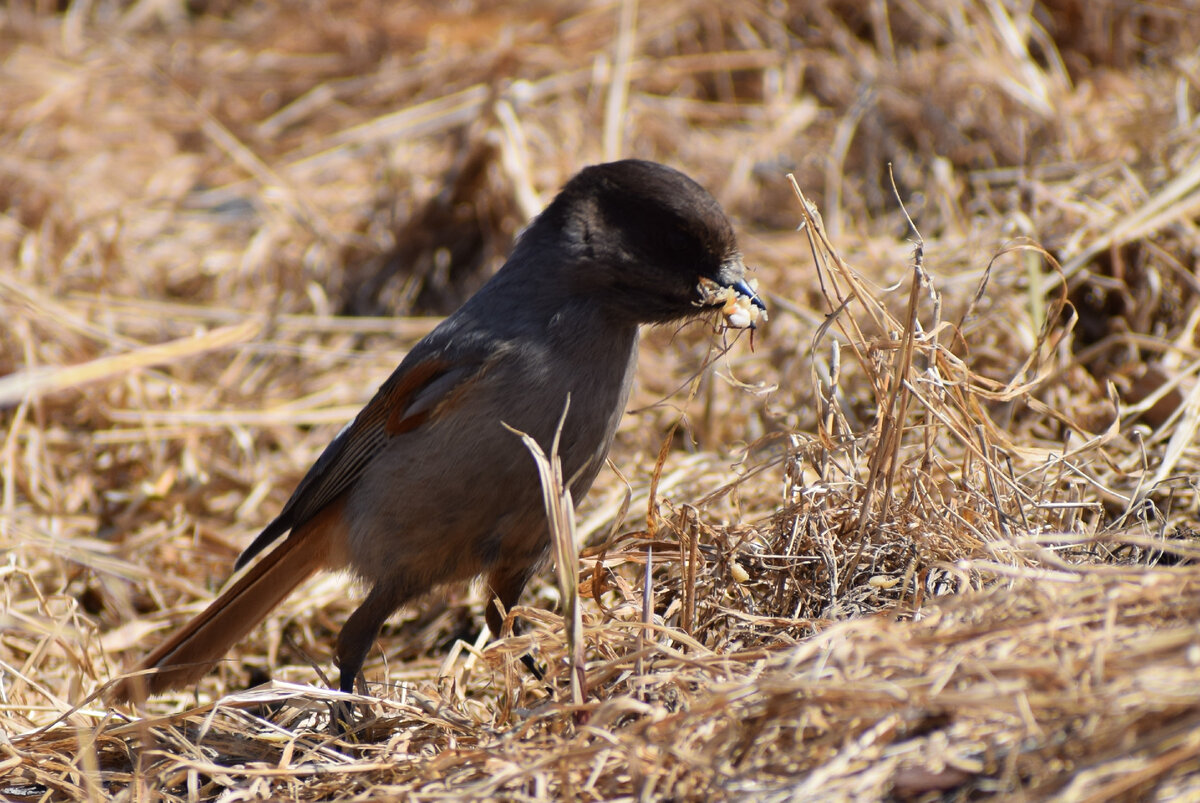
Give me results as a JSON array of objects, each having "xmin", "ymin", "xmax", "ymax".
[{"xmin": 4, "ymin": 0, "xmax": 1200, "ymax": 799}]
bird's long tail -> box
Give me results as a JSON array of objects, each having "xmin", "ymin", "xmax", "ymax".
[{"xmin": 111, "ymin": 504, "xmax": 344, "ymax": 702}]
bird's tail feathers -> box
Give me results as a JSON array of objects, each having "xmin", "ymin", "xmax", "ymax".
[{"xmin": 110, "ymin": 505, "xmax": 344, "ymax": 703}]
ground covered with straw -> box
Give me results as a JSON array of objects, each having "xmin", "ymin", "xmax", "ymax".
[{"xmin": 3, "ymin": 1, "xmax": 1200, "ymax": 800}]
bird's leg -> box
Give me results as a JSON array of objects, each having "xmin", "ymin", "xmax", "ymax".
[
  {"xmin": 332, "ymin": 582, "xmax": 411, "ymax": 731},
  {"xmin": 486, "ymin": 565, "xmax": 544, "ymax": 681}
]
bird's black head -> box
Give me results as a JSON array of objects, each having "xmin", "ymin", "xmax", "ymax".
[{"xmin": 528, "ymin": 160, "xmax": 761, "ymax": 325}]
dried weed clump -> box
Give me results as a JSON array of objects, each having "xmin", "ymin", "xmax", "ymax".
[{"xmin": 4, "ymin": 0, "xmax": 1200, "ymax": 799}]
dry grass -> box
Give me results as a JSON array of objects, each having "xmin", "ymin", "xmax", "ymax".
[{"xmin": 4, "ymin": 0, "xmax": 1200, "ymax": 799}]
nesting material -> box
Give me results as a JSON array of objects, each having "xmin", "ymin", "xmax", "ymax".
[{"xmin": 698, "ymin": 276, "xmax": 767, "ymax": 329}]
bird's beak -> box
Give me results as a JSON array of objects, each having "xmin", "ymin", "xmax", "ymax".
[{"xmin": 730, "ymin": 278, "xmax": 767, "ymax": 311}]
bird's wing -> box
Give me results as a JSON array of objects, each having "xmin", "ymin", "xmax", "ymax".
[
  {"xmin": 234, "ymin": 353, "xmax": 483, "ymax": 569},
  {"xmin": 112, "ymin": 351, "xmax": 494, "ymax": 701}
]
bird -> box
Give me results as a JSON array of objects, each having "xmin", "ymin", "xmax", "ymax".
[{"xmin": 112, "ymin": 159, "xmax": 765, "ymax": 702}]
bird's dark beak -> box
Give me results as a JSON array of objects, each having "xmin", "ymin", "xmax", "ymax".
[
  {"xmin": 731, "ymin": 278, "xmax": 767, "ymax": 311},
  {"xmin": 696, "ymin": 266, "xmax": 767, "ymax": 330}
]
